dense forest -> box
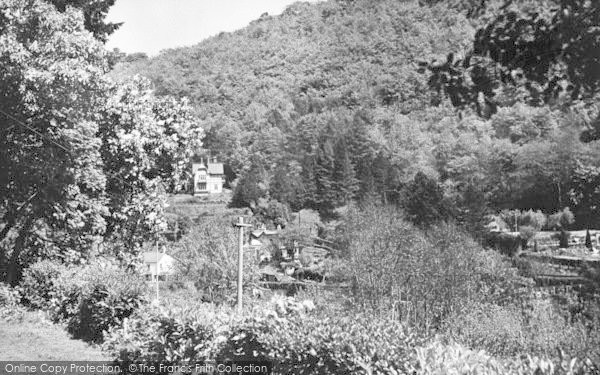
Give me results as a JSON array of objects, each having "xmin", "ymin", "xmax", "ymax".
[{"xmin": 110, "ymin": 0, "xmax": 600, "ymax": 232}]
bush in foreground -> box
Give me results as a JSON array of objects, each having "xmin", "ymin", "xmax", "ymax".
[
  {"xmin": 19, "ymin": 260, "xmax": 147, "ymax": 343},
  {"xmin": 104, "ymin": 297, "xmax": 422, "ymax": 374},
  {"xmin": 103, "ymin": 296, "xmax": 600, "ymax": 375}
]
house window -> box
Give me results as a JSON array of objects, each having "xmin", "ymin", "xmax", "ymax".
[
  {"xmin": 197, "ymin": 182, "xmax": 206, "ymax": 190},
  {"xmin": 214, "ymin": 184, "xmax": 218, "ymax": 191}
]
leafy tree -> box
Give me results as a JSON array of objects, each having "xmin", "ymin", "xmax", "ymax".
[
  {"xmin": 314, "ymin": 139, "xmax": 337, "ymax": 218},
  {"xmin": 270, "ymin": 160, "xmax": 304, "ymax": 211},
  {"xmin": 570, "ymin": 161, "xmax": 600, "ymax": 228},
  {"xmin": 0, "ymin": 1, "xmax": 202, "ymax": 282},
  {"xmin": 48, "ymin": 0, "xmax": 122, "ymax": 42},
  {"xmin": 333, "ymin": 140, "xmax": 359, "ymax": 205},
  {"xmin": 401, "ymin": 172, "xmax": 455, "ymax": 228},
  {"xmin": 547, "ymin": 207, "xmax": 575, "ymax": 231},
  {"xmin": 424, "ymin": 0, "xmax": 600, "ymax": 120},
  {"xmin": 0, "ymin": 0, "xmax": 110, "ymax": 283},
  {"xmin": 98, "ymin": 77, "xmax": 203, "ymax": 252},
  {"xmin": 230, "ymin": 163, "xmax": 268, "ymax": 209}
]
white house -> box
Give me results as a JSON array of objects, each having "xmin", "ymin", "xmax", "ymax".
[
  {"xmin": 192, "ymin": 158, "xmax": 224, "ymax": 195},
  {"xmin": 142, "ymin": 251, "xmax": 176, "ymax": 281}
]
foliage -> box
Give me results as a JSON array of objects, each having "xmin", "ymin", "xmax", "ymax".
[
  {"xmin": 0, "ymin": 0, "xmax": 203, "ymax": 283},
  {"xmin": 443, "ymin": 299, "xmax": 598, "ymax": 359},
  {"xmin": 336, "ymin": 203, "xmax": 532, "ymax": 330},
  {"xmin": 548, "ymin": 208, "xmax": 575, "ymax": 231},
  {"xmin": 168, "ymin": 216, "xmax": 260, "ymax": 304},
  {"xmin": 108, "ymin": 0, "xmax": 600, "ymax": 231},
  {"xmin": 19, "ymin": 260, "xmax": 69, "ymax": 310},
  {"xmin": 0, "ymin": 0, "xmax": 110, "ymax": 283},
  {"xmin": 103, "ymin": 295, "xmax": 598, "ymax": 374},
  {"xmin": 0, "ymin": 282, "xmax": 25, "ymax": 321},
  {"xmin": 98, "ymin": 77, "xmax": 203, "ymax": 254},
  {"xmin": 252, "ymin": 198, "xmax": 291, "ymax": 228},
  {"xmin": 109, "ymin": 0, "xmax": 476, "ymax": 220},
  {"xmin": 415, "ymin": 339, "xmax": 596, "ymax": 375},
  {"xmin": 499, "ymin": 209, "xmax": 547, "ymax": 232},
  {"xmin": 424, "ymin": 0, "xmax": 600, "ymax": 118},
  {"xmin": 57, "ymin": 262, "xmax": 148, "ymax": 343},
  {"xmin": 401, "ymin": 172, "xmax": 455, "ymax": 228},
  {"xmin": 19, "ymin": 260, "xmax": 147, "ymax": 343},
  {"xmin": 47, "ymin": 0, "xmax": 121, "ymax": 42},
  {"xmin": 104, "ymin": 298, "xmax": 423, "ymax": 375},
  {"xmin": 570, "ymin": 162, "xmax": 600, "ymax": 228}
]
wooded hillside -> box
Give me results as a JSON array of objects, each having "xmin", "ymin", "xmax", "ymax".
[{"xmin": 111, "ymin": 0, "xmax": 600, "ymax": 229}]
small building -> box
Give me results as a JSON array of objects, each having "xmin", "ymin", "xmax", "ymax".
[
  {"xmin": 142, "ymin": 251, "xmax": 176, "ymax": 281},
  {"xmin": 192, "ymin": 158, "xmax": 224, "ymax": 195},
  {"xmin": 248, "ymin": 226, "xmax": 282, "ymax": 263}
]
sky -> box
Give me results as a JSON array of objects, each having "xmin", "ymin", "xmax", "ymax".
[{"xmin": 106, "ymin": 0, "xmax": 322, "ymax": 56}]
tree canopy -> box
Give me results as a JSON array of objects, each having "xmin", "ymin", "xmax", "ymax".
[
  {"xmin": 105, "ymin": 0, "xmax": 600, "ymax": 230},
  {"xmin": 0, "ymin": 0, "xmax": 202, "ymax": 283}
]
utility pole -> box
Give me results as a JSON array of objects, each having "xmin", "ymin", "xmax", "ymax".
[
  {"xmin": 234, "ymin": 217, "xmax": 252, "ymax": 313},
  {"xmin": 155, "ymin": 240, "xmax": 160, "ymax": 304}
]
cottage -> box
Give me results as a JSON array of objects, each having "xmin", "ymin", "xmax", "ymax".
[
  {"xmin": 192, "ymin": 157, "xmax": 224, "ymax": 195},
  {"xmin": 142, "ymin": 251, "xmax": 176, "ymax": 281}
]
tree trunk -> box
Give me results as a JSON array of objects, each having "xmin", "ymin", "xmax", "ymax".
[
  {"xmin": 0, "ymin": 213, "xmax": 16, "ymax": 244},
  {"xmin": 6, "ymin": 216, "xmax": 34, "ymax": 285}
]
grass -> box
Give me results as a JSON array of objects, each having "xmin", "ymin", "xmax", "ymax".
[{"xmin": 0, "ymin": 311, "xmax": 109, "ymax": 361}]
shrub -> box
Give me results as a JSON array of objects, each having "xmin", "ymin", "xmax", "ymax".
[
  {"xmin": 548, "ymin": 207, "xmax": 575, "ymax": 230},
  {"xmin": 0, "ymin": 282, "xmax": 25, "ymax": 321},
  {"xmin": 58, "ymin": 263, "xmax": 148, "ymax": 343},
  {"xmin": 485, "ymin": 231, "xmax": 523, "ymax": 256},
  {"xmin": 498, "ymin": 209, "xmax": 547, "ymax": 232},
  {"xmin": 19, "ymin": 260, "xmax": 147, "ymax": 343},
  {"xmin": 415, "ymin": 340, "xmax": 596, "ymax": 375},
  {"xmin": 104, "ymin": 298, "xmax": 423, "ymax": 374},
  {"xmin": 0, "ymin": 282, "xmax": 19, "ymax": 307},
  {"xmin": 336, "ymin": 203, "xmax": 531, "ymax": 330},
  {"xmin": 19, "ymin": 260, "xmax": 69, "ymax": 310},
  {"xmin": 519, "ymin": 225, "xmax": 538, "ymax": 249},
  {"xmin": 253, "ymin": 198, "xmax": 291, "ymax": 228},
  {"xmin": 219, "ymin": 310, "xmax": 421, "ymax": 374},
  {"xmin": 521, "ymin": 209, "xmax": 547, "ymax": 231},
  {"xmin": 443, "ymin": 302, "xmax": 525, "ymax": 356},
  {"xmin": 443, "ymin": 298, "xmax": 599, "ymax": 360}
]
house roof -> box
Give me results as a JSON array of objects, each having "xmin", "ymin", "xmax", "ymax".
[
  {"xmin": 207, "ymin": 162, "xmax": 224, "ymax": 175},
  {"xmin": 251, "ymin": 229, "xmax": 280, "ymax": 238},
  {"xmin": 142, "ymin": 252, "xmax": 171, "ymax": 263}
]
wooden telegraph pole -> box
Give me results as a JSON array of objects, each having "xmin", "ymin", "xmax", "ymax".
[
  {"xmin": 234, "ymin": 217, "xmax": 252, "ymax": 313},
  {"xmin": 155, "ymin": 240, "xmax": 160, "ymax": 304}
]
